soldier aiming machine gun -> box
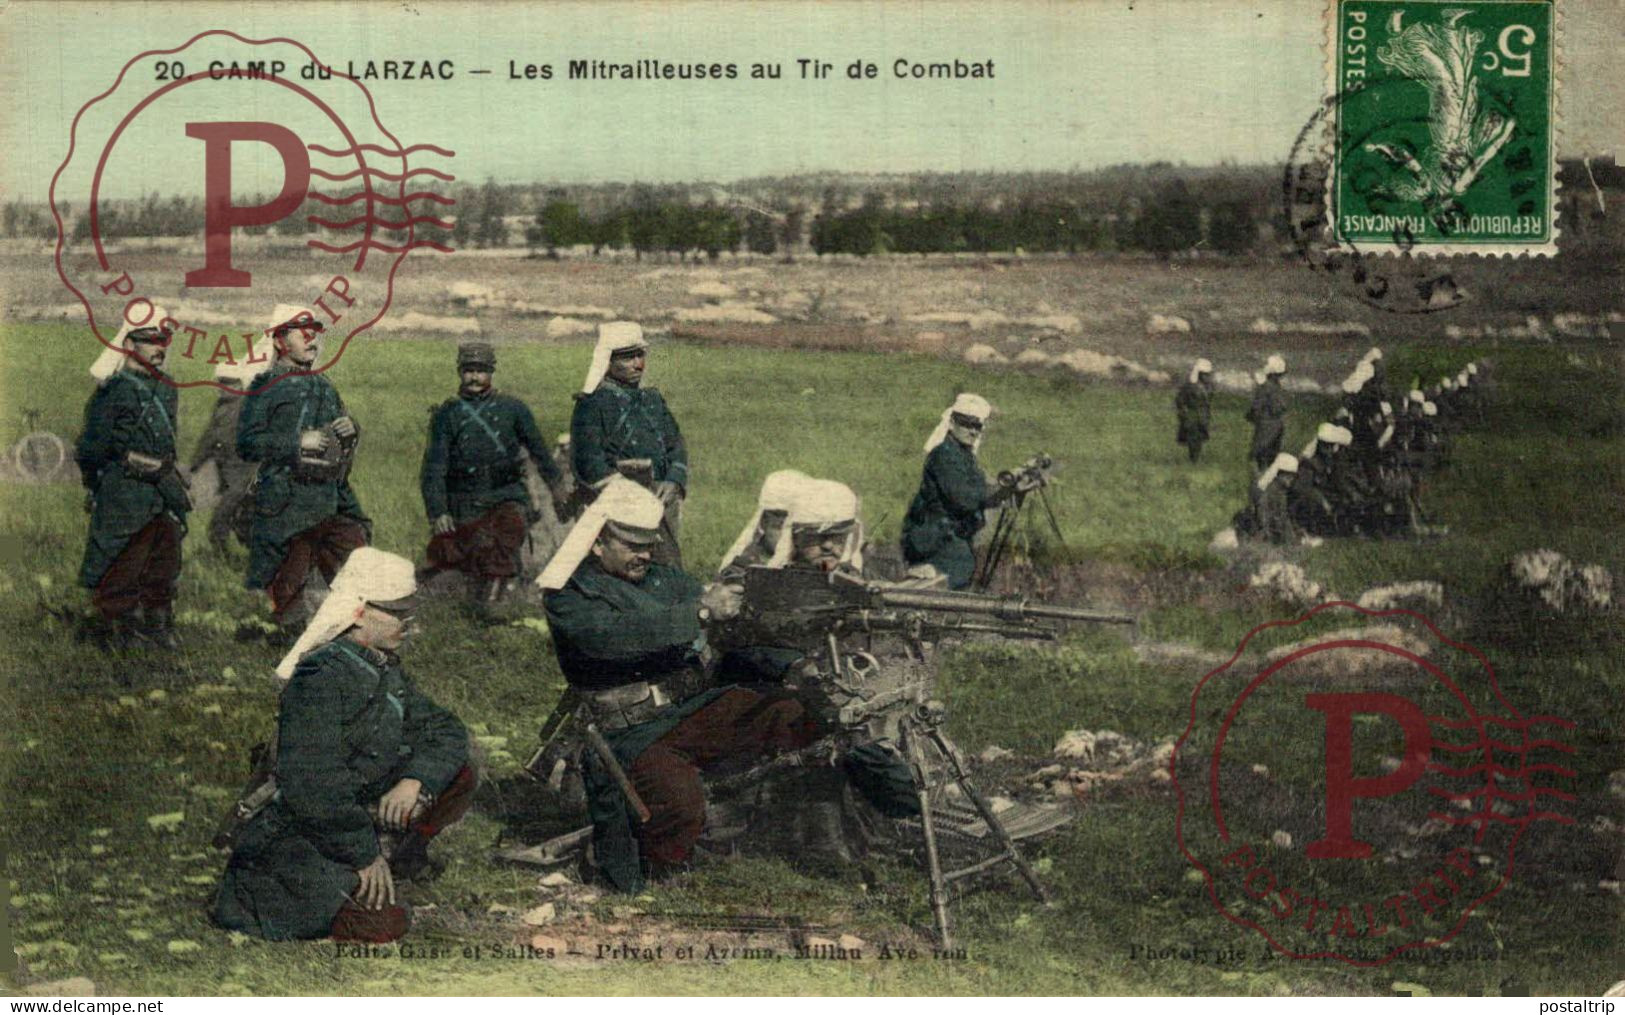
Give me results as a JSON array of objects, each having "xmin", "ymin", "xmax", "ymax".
[
  {"xmin": 974, "ymin": 452, "xmax": 1064, "ymax": 592},
  {"xmin": 710, "ymin": 566, "xmax": 1134, "ymax": 947}
]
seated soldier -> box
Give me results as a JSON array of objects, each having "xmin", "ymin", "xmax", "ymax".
[
  {"xmin": 1235, "ymin": 453, "xmax": 1301, "ymax": 546},
  {"xmin": 537, "ymin": 479, "xmax": 817, "ymax": 892},
  {"xmin": 214, "ymin": 549, "xmax": 475, "ymax": 943},
  {"xmin": 901, "ymin": 393, "xmax": 1011, "ymax": 590}
]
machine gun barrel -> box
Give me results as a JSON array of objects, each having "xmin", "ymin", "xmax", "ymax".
[{"xmin": 869, "ymin": 585, "xmax": 1135, "ymax": 626}]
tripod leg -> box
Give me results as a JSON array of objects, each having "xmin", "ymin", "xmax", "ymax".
[
  {"xmin": 926, "ymin": 726, "xmax": 1049, "ymax": 904},
  {"xmin": 1038, "ymin": 487, "xmax": 1067, "ymax": 548},
  {"xmin": 904, "ymin": 721, "xmax": 954, "ymax": 950}
]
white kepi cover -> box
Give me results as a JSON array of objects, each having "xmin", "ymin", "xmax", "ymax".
[
  {"xmin": 719, "ymin": 469, "xmax": 812, "ymax": 576},
  {"xmin": 537, "ymin": 476, "xmax": 664, "ymax": 590},
  {"xmin": 776, "ymin": 477, "xmax": 864, "ymax": 570},
  {"xmin": 275, "ymin": 548, "xmax": 418, "ymax": 681},
  {"xmin": 581, "ymin": 321, "xmax": 649, "ymax": 394},
  {"xmin": 89, "ymin": 304, "xmax": 170, "ymax": 383},
  {"xmin": 924, "ymin": 393, "xmax": 993, "ymax": 454}
]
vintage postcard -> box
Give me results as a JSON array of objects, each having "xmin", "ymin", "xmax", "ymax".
[{"xmin": 1, "ymin": 0, "xmax": 1620, "ymax": 1001}]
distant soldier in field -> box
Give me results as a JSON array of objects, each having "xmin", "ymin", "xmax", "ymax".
[
  {"xmin": 570, "ymin": 321, "xmax": 688, "ymax": 567},
  {"xmin": 237, "ymin": 307, "xmax": 369, "ymax": 640},
  {"xmin": 1174, "ymin": 358, "xmax": 1214, "ymax": 463},
  {"xmin": 1289, "ymin": 424, "xmax": 1355, "ymax": 536},
  {"xmin": 420, "ymin": 342, "xmax": 566, "ymax": 605},
  {"xmin": 537, "ymin": 479, "xmax": 817, "ymax": 892},
  {"xmin": 1245, "ymin": 355, "xmax": 1288, "ymax": 473},
  {"xmin": 189, "ymin": 332, "xmax": 273, "ymax": 551},
  {"xmin": 75, "ymin": 317, "xmax": 190, "ymax": 649},
  {"xmin": 214, "ymin": 549, "xmax": 475, "ymax": 943},
  {"xmin": 1235, "ymin": 452, "xmax": 1300, "ymax": 545},
  {"xmin": 900, "ymin": 393, "xmax": 1011, "ymax": 590}
]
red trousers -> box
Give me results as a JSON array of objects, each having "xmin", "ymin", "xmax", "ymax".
[
  {"xmin": 328, "ymin": 765, "xmax": 478, "ymax": 943},
  {"xmin": 628, "ymin": 689, "xmax": 816, "ymax": 871},
  {"xmin": 93, "ymin": 515, "xmax": 182, "ymax": 620},
  {"xmin": 425, "ymin": 502, "xmax": 527, "ymax": 580},
  {"xmin": 268, "ymin": 516, "xmax": 369, "ymax": 620}
]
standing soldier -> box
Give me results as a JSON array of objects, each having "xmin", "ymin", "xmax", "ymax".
[
  {"xmin": 420, "ymin": 342, "xmax": 566, "ymax": 605},
  {"xmin": 1245, "ymin": 355, "xmax": 1288, "ymax": 474},
  {"xmin": 76, "ymin": 316, "xmax": 190, "ymax": 649},
  {"xmin": 237, "ymin": 306, "xmax": 369, "ymax": 641},
  {"xmin": 570, "ymin": 322, "xmax": 688, "ymax": 567},
  {"xmin": 1174, "ymin": 358, "xmax": 1214, "ymax": 463},
  {"xmin": 900, "ymin": 393, "xmax": 1010, "ymax": 590},
  {"xmin": 189, "ymin": 332, "xmax": 272, "ymax": 551},
  {"xmin": 214, "ymin": 549, "xmax": 475, "ymax": 943}
]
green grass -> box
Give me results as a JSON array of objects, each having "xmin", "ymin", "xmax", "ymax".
[{"xmin": 1, "ymin": 321, "xmax": 1620, "ymax": 995}]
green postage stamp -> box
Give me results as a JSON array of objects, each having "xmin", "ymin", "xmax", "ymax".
[{"xmin": 1330, "ymin": 0, "xmax": 1558, "ymax": 254}]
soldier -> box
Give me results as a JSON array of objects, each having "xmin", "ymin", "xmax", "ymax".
[
  {"xmin": 537, "ymin": 479, "xmax": 817, "ymax": 892},
  {"xmin": 1235, "ymin": 452, "xmax": 1301, "ymax": 546},
  {"xmin": 214, "ymin": 549, "xmax": 475, "ymax": 943},
  {"xmin": 188, "ymin": 331, "xmax": 272, "ymax": 551},
  {"xmin": 1289, "ymin": 424, "xmax": 1355, "ymax": 536},
  {"xmin": 715, "ymin": 469, "xmax": 810, "ymax": 583},
  {"xmin": 237, "ymin": 308, "xmax": 370, "ymax": 640},
  {"xmin": 420, "ymin": 342, "xmax": 566, "ymax": 604},
  {"xmin": 900, "ymin": 393, "xmax": 1010, "ymax": 590},
  {"xmin": 1174, "ymin": 358, "xmax": 1214, "ymax": 463},
  {"xmin": 570, "ymin": 321, "xmax": 688, "ymax": 567},
  {"xmin": 76, "ymin": 317, "xmax": 190, "ymax": 649},
  {"xmin": 1245, "ymin": 355, "xmax": 1288, "ymax": 473}
]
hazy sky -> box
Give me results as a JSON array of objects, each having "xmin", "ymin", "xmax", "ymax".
[{"xmin": 2, "ymin": 0, "xmax": 1619, "ymax": 201}]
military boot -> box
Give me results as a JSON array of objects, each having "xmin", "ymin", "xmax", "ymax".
[{"xmin": 135, "ymin": 607, "xmax": 180, "ymax": 649}]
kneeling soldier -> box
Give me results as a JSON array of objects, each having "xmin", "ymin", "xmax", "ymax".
[
  {"xmin": 420, "ymin": 342, "xmax": 564, "ymax": 603},
  {"xmin": 214, "ymin": 548, "xmax": 475, "ymax": 943},
  {"xmin": 537, "ymin": 478, "xmax": 816, "ymax": 892},
  {"xmin": 76, "ymin": 316, "xmax": 190, "ymax": 649},
  {"xmin": 900, "ymin": 393, "xmax": 1010, "ymax": 590}
]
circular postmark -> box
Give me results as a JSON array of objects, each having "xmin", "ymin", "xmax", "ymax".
[
  {"xmin": 51, "ymin": 30, "xmax": 456, "ymax": 394},
  {"xmin": 1172, "ymin": 602, "xmax": 1575, "ymax": 966},
  {"xmin": 1283, "ymin": 78, "xmax": 1537, "ymax": 315}
]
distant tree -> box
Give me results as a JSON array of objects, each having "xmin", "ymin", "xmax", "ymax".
[
  {"xmin": 744, "ymin": 211, "xmax": 776, "ymax": 255},
  {"xmin": 1132, "ymin": 178, "xmax": 1202, "ymax": 256},
  {"xmin": 529, "ymin": 196, "xmax": 589, "ymax": 257},
  {"xmin": 1208, "ymin": 199, "xmax": 1258, "ymax": 255},
  {"xmin": 3, "ymin": 200, "xmax": 19, "ymax": 238},
  {"xmin": 591, "ymin": 210, "xmax": 628, "ymax": 256},
  {"xmin": 474, "ymin": 179, "xmax": 509, "ymax": 249},
  {"xmin": 778, "ymin": 205, "xmax": 805, "ymax": 261}
]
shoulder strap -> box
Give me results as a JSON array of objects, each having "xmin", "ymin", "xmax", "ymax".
[{"xmin": 455, "ymin": 398, "xmax": 513, "ymax": 457}]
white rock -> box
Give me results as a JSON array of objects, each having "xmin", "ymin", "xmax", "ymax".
[
  {"xmin": 521, "ymin": 903, "xmax": 557, "ymax": 926},
  {"xmin": 988, "ymin": 795, "xmax": 1017, "ymax": 814},
  {"xmin": 538, "ymin": 872, "xmax": 573, "ymax": 888},
  {"xmin": 1014, "ymin": 349, "xmax": 1054, "ymax": 366},
  {"xmin": 1019, "ymin": 314, "xmax": 1081, "ymax": 333},
  {"xmin": 1357, "ymin": 581, "xmax": 1444, "ymax": 611},
  {"xmin": 687, "ymin": 281, "xmax": 737, "ymax": 301},
  {"xmin": 370, "ymin": 311, "xmax": 481, "ymax": 335},
  {"xmin": 1208, "ymin": 528, "xmax": 1240, "ymax": 553},
  {"xmin": 1146, "ymin": 314, "xmax": 1191, "ymax": 334},
  {"xmin": 673, "ymin": 303, "xmax": 777, "ymax": 325},
  {"xmin": 1271, "ymin": 830, "xmax": 1292, "ymax": 849},
  {"xmin": 963, "ymin": 343, "xmax": 1009, "ymax": 366},
  {"xmin": 1053, "ymin": 730, "xmax": 1097, "ymax": 762},
  {"xmin": 1248, "ymin": 562, "xmax": 1325, "ymax": 606},
  {"xmin": 544, "ymin": 316, "xmax": 595, "ymax": 338},
  {"xmin": 978, "ymin": 745, "xmax": 1014, "ymax": 763},
  {"xmin": 449, "ymin": 281, "xmax": 494, "ymax": 303}
]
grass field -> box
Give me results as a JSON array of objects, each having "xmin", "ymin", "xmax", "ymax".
[{"xmin": 1, "ymin": 318, "xmax": 1621, "ymax": 996}]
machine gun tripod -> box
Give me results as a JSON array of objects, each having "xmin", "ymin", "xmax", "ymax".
[{"xmin": 974, "ymin": 453, "xmax": 1065, "ymax": 592}]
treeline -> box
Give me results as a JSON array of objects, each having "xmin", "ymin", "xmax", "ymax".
[{"xmin": 11, "ymin": 157, "xmax": 1619, "ymax": 258}]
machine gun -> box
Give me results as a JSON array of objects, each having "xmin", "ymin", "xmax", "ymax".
[
  {"xmin": 975, "ymin": 452, "xmax": 1065, "ymax": 592},
  {"xmin": 705, "ymin": 565, "xmax": 1135, "ymax": 947},
  {"xmin": 724, "ymin": 564, "xmax": 1132, "ymax": 655}
]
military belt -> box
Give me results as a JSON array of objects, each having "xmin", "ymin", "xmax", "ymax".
[{"xmin": 583, "ymin": 681, "xmax": 670, "ymax": 732}]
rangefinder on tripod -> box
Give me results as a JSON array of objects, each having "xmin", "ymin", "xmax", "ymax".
[{"xmin": 997, "ymin": 453, "xmax": 1053, "ymax": 493}]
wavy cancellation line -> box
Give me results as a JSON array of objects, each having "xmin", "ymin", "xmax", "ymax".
[
  {"xmin": 306, "ymin": 142, "xmax": 456, "ymax": 158},
  {"xmin": 309, "ymin": 166, "xmax": 456, "ymax": 183},
  {"xmin": 306, "ymin": 214, "xmax": 455, "ymax": 231},
  {"xmin": 305, "ymin": 238, "xmax": 455, "ymax": 254},
  {"xmin": 307, "ymin": 190, "xmax": 456, "ymax": 206}
]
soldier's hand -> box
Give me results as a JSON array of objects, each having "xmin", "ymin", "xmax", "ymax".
[
  {"xmin": 432, "ymin": 513, "xmax": 456, "ymax": 535},
  {"xmin": 331, "ymin": 416, "xmax": 358, "ymax": 441},
  {"xmin": 299, "ymin": 429, "xmax": 331, "ymax": 454},
  {"xmin": 653, "ymin": 480, "xmax": 683, "ymax": 506},
  {"xmin": 378, "ymin": 778, "xmax": 424, "ymax": 831},
  {"xmin": 699, "ymin": 582, "xmax": 743, "ymax": 622},
  {"xmin": 355, "ymin": 855, "xmax": 395, "ymax": 910}
]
